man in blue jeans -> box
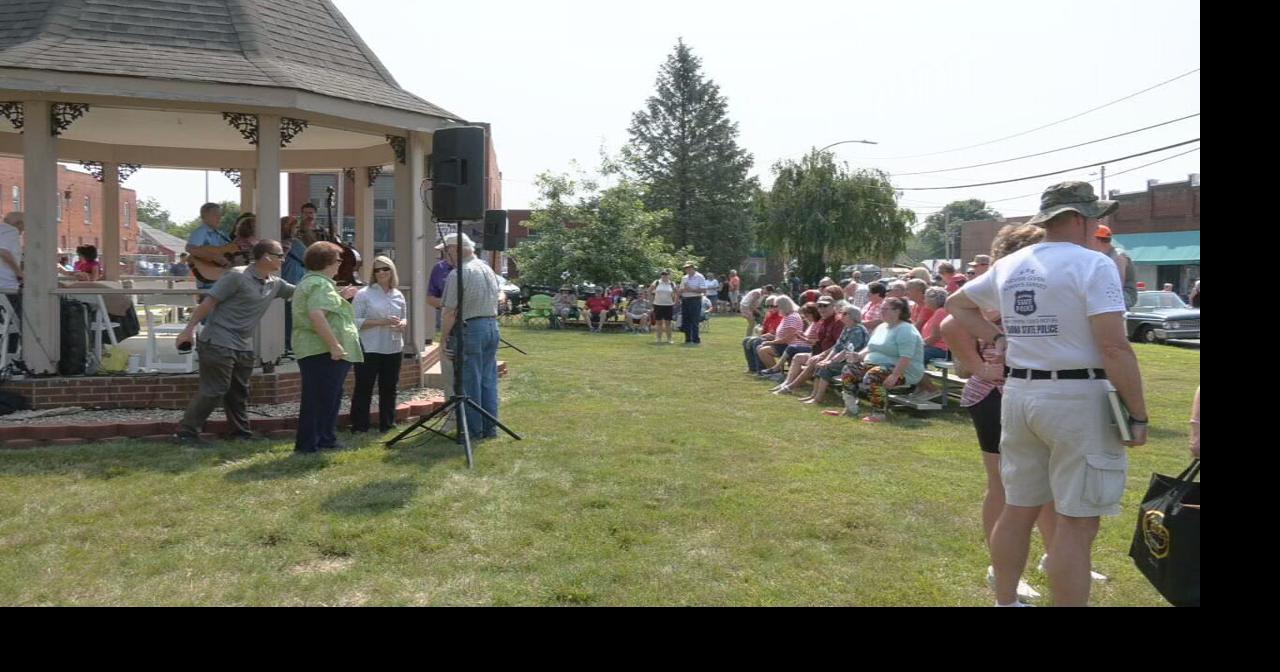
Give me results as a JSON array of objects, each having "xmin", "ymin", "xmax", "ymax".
[
  {"xmin": 677, "ymin": 260, "xmax": 706, "ymax": 345},
  {"xmin": 440, "ymin": 234, "xmax": 502, "ymax": 438}
]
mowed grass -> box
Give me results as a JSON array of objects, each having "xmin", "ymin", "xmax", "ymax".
[{"xmin": 0, "ymin": 318, "xmax": 1199, "ymax": 605}]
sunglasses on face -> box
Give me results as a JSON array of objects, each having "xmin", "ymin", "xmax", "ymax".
[
  {"xmin": 265, "ymin": 252, "xmax": 285, "ymax": 260},
  {"xmin": 374, "ymin": 267, "xmax": 392, "ymax": 273}
]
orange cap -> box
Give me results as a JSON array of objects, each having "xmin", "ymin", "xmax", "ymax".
[{"xmin": 1094, "ymin": 224, "xmax": 1113, "ymax": 239}]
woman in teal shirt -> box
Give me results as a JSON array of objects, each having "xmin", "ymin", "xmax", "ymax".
[
  {"xmin": 843, "ymin": 296, "xmax": 924, "ymax": 423},
  {"xmin": 291, "ymin": 241, "xmax": 364, "ymax": 453}
]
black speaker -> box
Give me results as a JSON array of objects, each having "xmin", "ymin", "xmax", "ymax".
[
  {"xmin": 483, "ymin": 210, "xmax": 508, "ymax": 251},
  {"xmin": 430, "ymin": 126, "xmax": 487, "ymax": 221}
]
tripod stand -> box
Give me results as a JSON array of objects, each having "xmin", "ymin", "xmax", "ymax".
[{"xmin": 386, "ymin": 225, "xmax": 521, "ymax": 467}]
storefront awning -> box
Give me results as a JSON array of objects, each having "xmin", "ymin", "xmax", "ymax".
[{"xmin": 1112, "ymin": 231, "xmax": 1200, "ymax": 265}]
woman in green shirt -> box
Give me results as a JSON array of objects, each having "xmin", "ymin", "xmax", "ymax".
[{"xmin": 292, "ymin": 241, "xmax": 364, "ymax": 453}]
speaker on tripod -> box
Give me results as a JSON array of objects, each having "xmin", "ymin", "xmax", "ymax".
[
  {"xmin": 430, "ymin": 126, "xmax": 487, "ymax": 222},
  {"xmin": 483, "ymin": 210, "xmax": 508, "ymax": 251}
]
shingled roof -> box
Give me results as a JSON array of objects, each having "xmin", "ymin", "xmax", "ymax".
[{"xmin": 0, "ymin": 0, "xmax": 460, "ymax": 121}]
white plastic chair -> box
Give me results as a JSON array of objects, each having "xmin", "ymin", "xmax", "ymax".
[
  {"xmin": 0, "ymin": 293, "xmax": 20, "ymax": 373},
  {"xmin": 137, "ymin": 293, "xmax": 199, "ymax": 373},
  {"xmin": 77, "ymin": 295, "xmax": 120, "ymax": 367}
]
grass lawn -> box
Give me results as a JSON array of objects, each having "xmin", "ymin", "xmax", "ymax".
[{"xmin": 0, "ymin": 317, "xmax": 1199, "ymax": 605}]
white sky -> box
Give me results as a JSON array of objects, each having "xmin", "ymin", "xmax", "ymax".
[{"xmin": 122, "ymin": 0, "xmax": 1200, "ymax": 225}]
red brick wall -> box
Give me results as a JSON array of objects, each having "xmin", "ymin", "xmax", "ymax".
[
  {"xmin": 2, "ymin": 348, "xmax": 439, "ymax": 410},
  {"xmin": 0, "ymin": 158, "xmax": 139, "ymax": 257},
  {"xmin": 287, "ymin": 172, "xmax": 358, "ymax": 221},
  {"xmin": 960, "ymin": 180, "xmax": 1200, "ymax": 264}
]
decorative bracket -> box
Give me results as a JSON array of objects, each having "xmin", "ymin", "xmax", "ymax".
[
  {"xmin": 51, "ymin": 103, "xmax": 89, "ymax": 136},
  {"xmin": 0, "ymin": 102, "xmax": 22, "ymax": 132},
  {"xmin": 386, "ymin": 135, "xmax": 407, "ymax": 164}
]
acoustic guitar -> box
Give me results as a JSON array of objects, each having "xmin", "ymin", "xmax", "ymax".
[{"xmin": 189, "ymin": 242, "xmax": 245, "ymax": 284}]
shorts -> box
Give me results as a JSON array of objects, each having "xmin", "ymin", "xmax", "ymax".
[
  {"xmin": 1000, "ymin": 378, "xmax": 1128, "ymax": 518},
  {"xmin": 589, "ymin": 311, "xmax": 604, "ymax": 324},
  {"xmin": 923, "ymin": 346, "xmax": 950, "ymax": 364},
  {"xmin": 766, "ymin": 342, "xmax": 788, "ymax": 356},
  {"xmin": 653, "ymin": 305, "xmax": 674, "ymax": 321},
  {"xmin": 967, "ymin": 388, "xmax": 1002, "ymax": 454},
  {"xmin": 816, "ymin": 361, "xmax": 846, "ymax": 381}
]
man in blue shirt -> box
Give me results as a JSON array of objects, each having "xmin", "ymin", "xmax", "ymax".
[
  {"xmin": 186, "ymin": 203, "xmax": 233, "ymax": 290},
  {"xmin": 427, "ymin": 245, "xmax": 455, "ymax": 398}
]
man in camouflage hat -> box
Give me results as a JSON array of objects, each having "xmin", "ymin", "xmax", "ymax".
[{"xmin": 947, "ymin": 181, "xmax": 1146, "ymax": 607}]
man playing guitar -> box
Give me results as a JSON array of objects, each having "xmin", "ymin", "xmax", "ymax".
[{"xmin": 186, "ymin": 202, "xmax": 237, "ymax": 288}]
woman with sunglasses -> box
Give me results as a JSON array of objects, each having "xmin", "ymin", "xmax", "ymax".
[{"xmin": 350, "ymin": 256, "xmax": 408, "ymax": 433}]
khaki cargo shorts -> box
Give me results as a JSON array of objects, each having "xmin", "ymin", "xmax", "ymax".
[{"xmin": 999, "ymin": 378, "xmax": 1128, "ymax": 517}]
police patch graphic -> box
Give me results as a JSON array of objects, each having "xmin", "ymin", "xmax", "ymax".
[{"xmin": 1014, "ymin": 290, "xmax": 1037, "ymax": 316}]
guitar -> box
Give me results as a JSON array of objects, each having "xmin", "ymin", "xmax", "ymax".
[{"xmin": 188, "ymin": 242, "xmax": 245, "ymax": 284}]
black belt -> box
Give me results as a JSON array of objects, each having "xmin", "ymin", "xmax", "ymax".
[
  {"xmin": 464, "ymin": 315, "xmax": 498, "ymax": 322},
  {"xmin": 1005, "ymin": 367, "xmax": 1107, "ymax": 380}
]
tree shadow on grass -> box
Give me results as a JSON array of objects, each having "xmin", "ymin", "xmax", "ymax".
[
  {"xmin": 223, "ymin": 451, "xmax": 330, "ymax": 483},
  {"xmin": 0, "ymin": 439, "xmax": 277, "ymax": 480},
  {"xmin": 320, "ymin": 477, "xmax": 419, "ymax": 516}
]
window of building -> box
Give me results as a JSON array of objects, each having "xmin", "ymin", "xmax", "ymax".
[
  {"xmin": 11, "ymin": 186, "xmax": 19, "ymax": 212},
  {"xmin": 56, "ymin": 191, "xmax": 62, "ymax": 222},
  {"xmin": 84, "ymin": 195, "xmax": 91, "ymax": 224}
]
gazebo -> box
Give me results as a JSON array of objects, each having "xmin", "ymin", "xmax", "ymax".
[{"xmin": 1, "ymin": 0, "xmax": 462, "ymax": 374}]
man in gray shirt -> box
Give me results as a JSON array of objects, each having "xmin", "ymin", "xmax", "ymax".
[
  {"xmin": 440, "ymin": 233, "xmax": 503, "ymax": 439},
  {"xmin": 174, "ymin": 239, "xmax": 295, "ymax": 444}
]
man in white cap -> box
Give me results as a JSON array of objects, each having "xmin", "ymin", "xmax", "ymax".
[
  {"xmin": 948, "ymin": 181, "xmax": 1147, "ymax": 607},
  {"xmin": 677, "ymin": 260, "xmax": 707, "ymax": 345},
  {"xmin": 439, "ymin": 233, "xmax": 504, "ymax": 439}
]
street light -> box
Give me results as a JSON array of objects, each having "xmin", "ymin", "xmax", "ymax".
[{"xmin": 817, "ymin": 139, "xmax": 879, "ymax": 153}]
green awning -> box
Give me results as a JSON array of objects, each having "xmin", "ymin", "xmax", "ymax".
[{"xmin": 1112, "ymin": 231, "xmax": 1200, "ymax": 265}]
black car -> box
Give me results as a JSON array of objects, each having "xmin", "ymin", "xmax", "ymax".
[{"xmin": 1125, "ymin": 291, "xmax": 1200, "ymax": 343}]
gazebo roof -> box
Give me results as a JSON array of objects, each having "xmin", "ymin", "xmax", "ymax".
[{"xmin": 0, "ymin": 0, "xmax": 459, "ymax": 122}]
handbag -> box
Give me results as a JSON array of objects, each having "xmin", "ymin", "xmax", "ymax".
[{"xmin": 1129, "ymin": 459, "xmax": 1200, "ymax": 606}]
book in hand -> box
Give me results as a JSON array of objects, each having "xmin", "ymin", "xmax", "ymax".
[{"xmin": 1106, "ymin": 383, "xmax": 1134, "ymax": 442}]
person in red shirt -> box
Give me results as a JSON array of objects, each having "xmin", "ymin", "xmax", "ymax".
[
  {"xmin": 743, "ymin": 295, "xmax": 782, "ymax": 373},
  {"xmin": 940, "ymin": 262, "xmax": 964, "ymax": 294},
  {"xmin": 584, "ymin": 290, "xmax": 613, "ymax": 333},
  {"xmin": 770, "ymin": 296, "xmax": 842, "ymax": 392}
]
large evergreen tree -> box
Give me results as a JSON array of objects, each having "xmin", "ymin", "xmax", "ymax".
[{"xmin": 625, "ymin": 39, "xmax": 756, "ymax": 275}]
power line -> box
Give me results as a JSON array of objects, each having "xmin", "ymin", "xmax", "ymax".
[
  {"xmin": 894, "ymin": 139, "xmax": 1200, "ymax": 191},
  {"xmin": 889, "ymin": 113, "xmax": 1199, "ymax": 176},
  {"xmin": 978, "ymin": 145, "xmax": 1202, "ymax": 205},
  {"xmin": 862, "ymin": 67, "xmax": 1201, "ymax": 160}
]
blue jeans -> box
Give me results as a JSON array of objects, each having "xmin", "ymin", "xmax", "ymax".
[
  {"xmin": 783, "ymin": 344, "xmax": 812, "ymax": 359},
  {"xmin": 455, "ymin": 317, "xmax": 500, "ymax": 437},
  {"xmin": 681, "ymin": 297, "xmax": 702, "ymax": 343},
  {"xmin": 295, "ymin": 354, "xmax": 352, "ymax": 452},
  {"xmin": 923, "ymin": 345, "xmax": 950, "ymax": 364},
  {"xmin": 743, "ymin": 336, "xmax": 765, "ymax": 371}
]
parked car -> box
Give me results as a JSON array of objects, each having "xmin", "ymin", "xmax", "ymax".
[
  {"xmin": 839, "ymin": 264, "xmax": 882, "ymax": 283},
  {"xmin": 1125, "ymin": 291, "xmax": 1200, "ymax": 343}
]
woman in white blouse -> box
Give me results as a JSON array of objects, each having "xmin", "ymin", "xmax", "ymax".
[{"xmin": 351, "ymin": 255, "xmax": 408, "ymax": 433}]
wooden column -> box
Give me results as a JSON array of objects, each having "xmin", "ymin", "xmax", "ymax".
[{"xmin": 20, "ymin": 101, "xmax": 60, "ymax": 374}]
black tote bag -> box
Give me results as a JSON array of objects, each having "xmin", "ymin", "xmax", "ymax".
[{"xmin": 1129, "ymin": 459, "xmax": 1200, "ymax": 607}]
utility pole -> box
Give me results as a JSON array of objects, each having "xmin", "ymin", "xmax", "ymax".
[{"xmin": 1100, "ymin": 165, "xmax": 1107, "ymax": 196}]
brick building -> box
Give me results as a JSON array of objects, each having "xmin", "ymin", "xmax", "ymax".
[
  {"xmin": 0, "ymin": 158, "xmax": 139, "ymax": 259},
  {"xmin": 960, "ymin": 176, "xmax": 1201, "ymax": 294}
]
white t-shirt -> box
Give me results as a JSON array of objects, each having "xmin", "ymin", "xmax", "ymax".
[
  {"xmin": 0, "ymin": 222, "xmax": 22, "ymax": 291},
  {"xmin": 652, "ymin": 280, "xmax": 677, "ymax": 306},
  {"xmin": 961, "ymin": 242, "xmax": 1125, "ymax": 371},
  {"xmin": 740, "ymin": 287, "xmax": 764, "ymax": 312}
]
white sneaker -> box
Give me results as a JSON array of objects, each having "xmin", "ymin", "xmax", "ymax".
[
  {"xmin": 1038, "ymin": 554, "xmax": 1109, "ymax": 581},
  {"xmin": 987, "ymin": 565, "xmax": 1041, "ymax": 601}
]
